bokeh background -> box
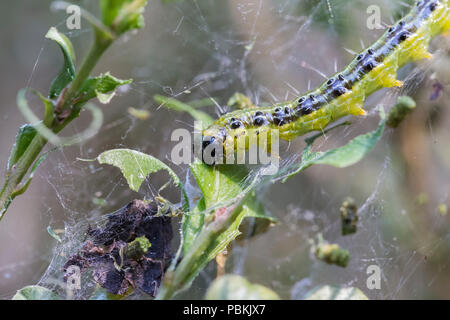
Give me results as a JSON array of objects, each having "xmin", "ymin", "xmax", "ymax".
[{"xmin": 0, "ymin": 0, "xmax": 449, "ymax": 299}]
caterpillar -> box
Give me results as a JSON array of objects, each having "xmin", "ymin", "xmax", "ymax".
[{"xmin": 201, "ymin": 0, "xmax": 450, "ymax": 161}]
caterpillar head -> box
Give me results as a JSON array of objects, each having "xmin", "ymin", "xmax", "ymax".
[{"xmin": 201, "ymin": 125, "xmax": 227, "ymax": 165}]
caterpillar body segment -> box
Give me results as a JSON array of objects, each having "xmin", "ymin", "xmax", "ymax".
[{"xmin": 201, "ymin": 0, "xmax": 450, "ymax": 161}]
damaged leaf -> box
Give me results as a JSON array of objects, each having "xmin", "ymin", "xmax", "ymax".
[
  {"xmin": 76, "ymin": 72, "xmax": 132, "ymax": 105},
  {"xmin": 97, "ymin": 148, "xmax": 184, "ymax": 194}
]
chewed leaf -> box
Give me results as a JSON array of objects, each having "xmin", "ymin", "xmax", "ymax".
[
  {"xmin": 305, "ymin": 285, "xmax": 368, "ymax": 300},
  {"xmin": 12, "ymin": 286, "xmax": 62, "ymax": 300},
  {"xmin": 283, "ymin": 108, "xmax": 386, "ymax": 181},
  {"xmin": 76, "ymin": 72, "xmax": 132, "ymax": 105},
  {"xmin": 100, "ymin": 0, "xmax": 148, "ymax": 35},
  {"xmin": 154, "ymin": 95, "xmax": 214, "ymax": 128},
  {"xmin": 7, "ymin": 124, "xmax": 37, "ymax": 171},
  {"xmin": 97, "ymin": 149, "xmax": 183, "ymax": 193},
  {"xmin": 45, "ymin": 27, "xmax": 76, "ymax": 99},
  {"xmin": 205, "ymin": 275, "xmax": 280, "ymax": 300}
]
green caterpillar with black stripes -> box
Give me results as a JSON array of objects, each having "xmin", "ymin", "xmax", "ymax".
[{"xmin": 201, "ymin": 0, "xmax": 449, "ymax": 161}]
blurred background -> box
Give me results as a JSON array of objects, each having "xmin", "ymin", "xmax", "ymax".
[{"xmin": 0, "ymin": 0, "xmax": 449, "ymax": 299}]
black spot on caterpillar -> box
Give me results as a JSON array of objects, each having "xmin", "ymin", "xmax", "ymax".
[{"xmin": 202, "ymin": 0, "xmax": 449, "ymax": 159}]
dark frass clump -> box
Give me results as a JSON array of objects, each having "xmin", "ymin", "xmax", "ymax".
[
  {"xmin": 311, "ymin": 234, "xmax": 350, "ymax": 268},
  {"xmin": 64, "ymin": 199, "xmax": 173, "ymax": 297},
  {"xmin": 387, "ymin": 96, "xmax": 416, "ymax": 128},
  {"xmin": 340, "ymin": 197, "xmax": 358, "ymax": 236}
]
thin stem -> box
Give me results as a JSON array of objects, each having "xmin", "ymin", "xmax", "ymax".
[
  {"xmin": 156, "ymin": 195, "xmax": 246, "ymax": 300},
  {"xmin": 62, "ymin": 37, "xmax": 112, "ymax": 110},
  {"xmin": 0, "ymin": 135, "xmax": 47, "ymax": 220},
  {"xmin": 0, "ymin": 36, "xmax": 112, "ymax": 221}
]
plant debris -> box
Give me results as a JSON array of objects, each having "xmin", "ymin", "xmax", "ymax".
[
  {"xmin": 63, "ymin": 199, "xmax": 173, "ymax": 297},
  {"xmin": 310, "ymin": 234, "xmax": 350, "ymax": 268},
  {"xmin": 340, "ymin": 197, "xmax": 358, "ymax": 236}
]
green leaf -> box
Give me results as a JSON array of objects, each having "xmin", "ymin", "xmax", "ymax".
[
  {"xmin": 12, "ymin": 286, "xmax": 62, "ymax": 300},
  {"xmin": 35, "ymin": 91, "xmax": 55, "ymax": 127},
  {"xmin": 182, "ymin": 198, "xmax": 206, "ymax": 256},
  {"xmin": 154, "ymin": 95, "xmax": 214, "ymax": 128},
  {"xmin": 238, "ymin": 196, "xmax": 276, "ymax": 240},
  {"xmin": 7, "ymin": 124, "xmax": 37, "ymax": 171},
  {"xmin": 183, "ymin": 162, "xmax": 275, "ymax": 258},
  {"xmin": 190, "ymin": 162, "xmax": 250, "ymax": 209},
  {"xmin": 305, "ymin": 285, "xmax": 369, "ymax": 300},
  {"xmin": 202, "ymin": 204, "xmax": 247, "ymax": 262},
  {"xmin": 283, "ymin": 108, "xmax": 386, "ymax": 182},
  {"xmin": 76, "ymin": 72, "xmax": 132, "ymax": 105},
  {"xmin": 183, "ymin": 162, "xmax": 246, "ymax": 253},
  {"xmin": 205, "ymin": 275, "xmax": 280, "ymax": 300},
  {"xmin": 45, "ymin": 27, "xmax": 76, "ymax": 99},
  {"xmin": 100, "ymin": 0, "xmax": 148, "ymax": 35},
  {"xmin": 187, "ymin": 97, "xmax": 217, "ymax": 108},
  {"xmin": 97, "ymin": 148, "xmax": 184, "ymax": 194}
]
